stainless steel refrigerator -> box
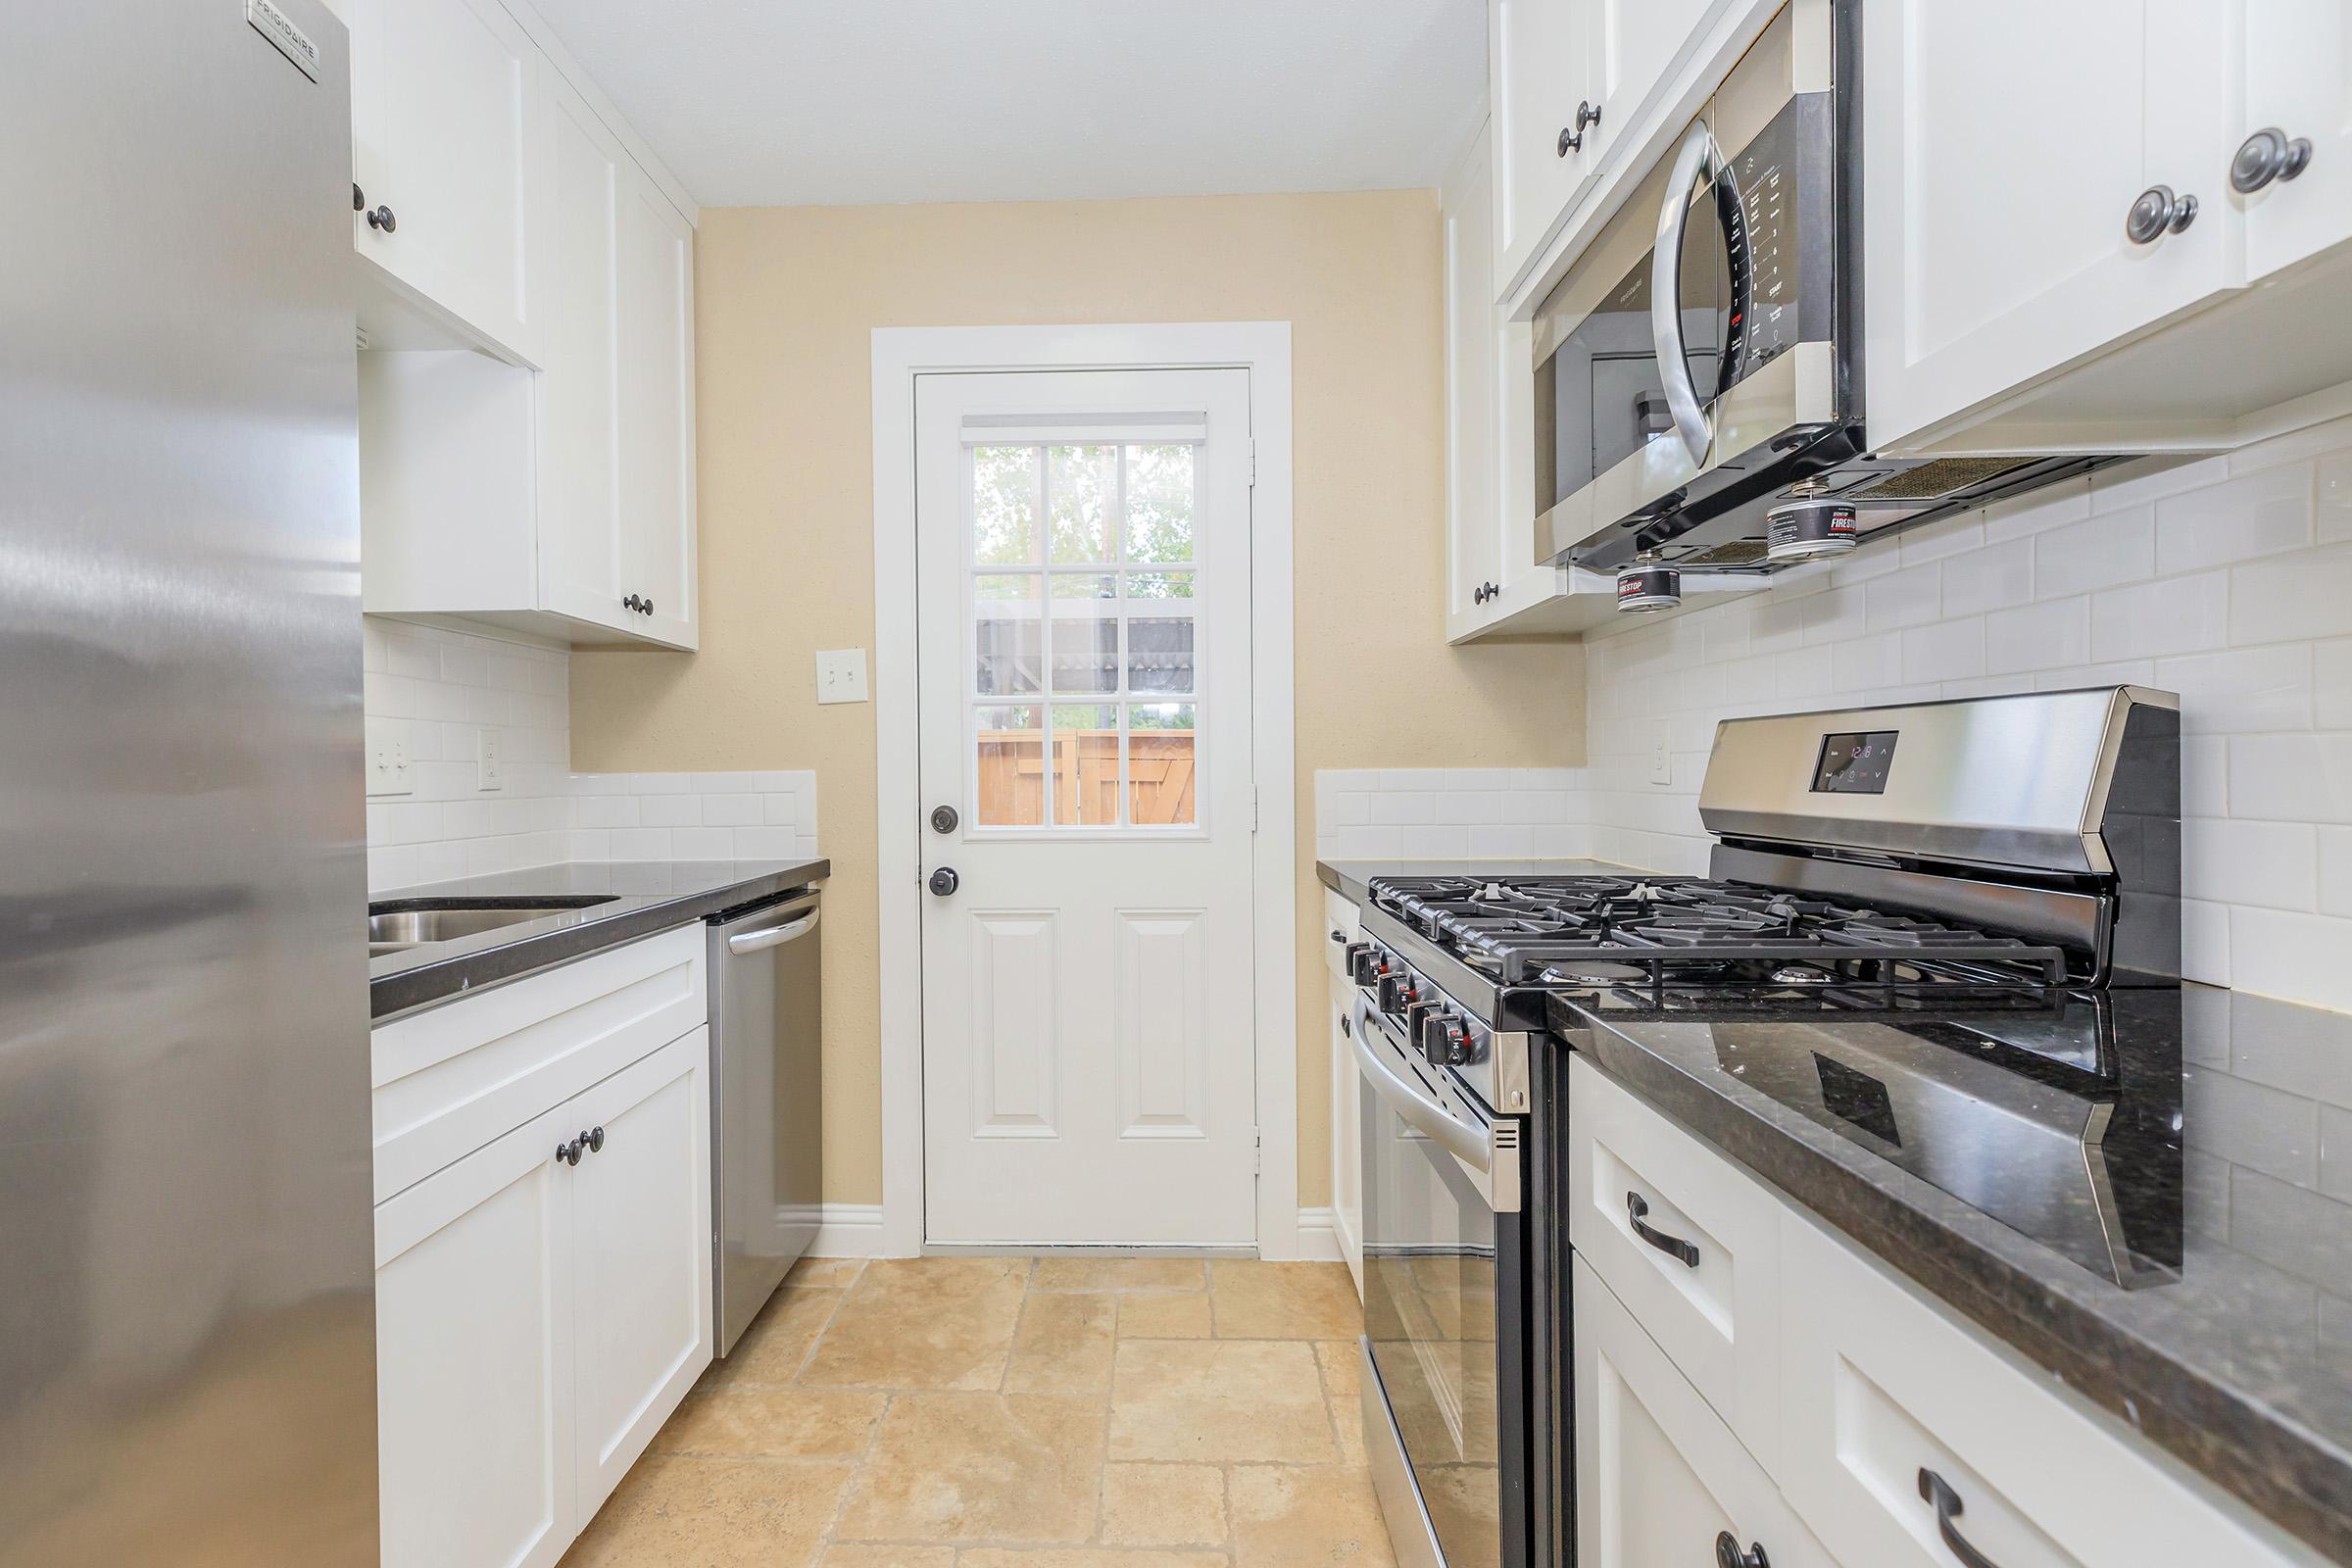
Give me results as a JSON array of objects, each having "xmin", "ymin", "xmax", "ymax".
[{"xmin": 0, "ymin": 2, "xmax": 379, "ymax": 1562}]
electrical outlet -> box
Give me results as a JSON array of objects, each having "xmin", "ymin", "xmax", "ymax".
[
  {"xmin": 476, "ymin": 728, "xmax": 504, "ymax": 791},
  {"xmin": 1647, "ymin": 720, "xmax": 1673, "ymax": 786},
  {"xmin": 817, "ymin": 649, "xmax": 869, "ymax": 705},
  {"xmin": 367, "ymin": 718, "xmax": 414, "ymax": 797}
]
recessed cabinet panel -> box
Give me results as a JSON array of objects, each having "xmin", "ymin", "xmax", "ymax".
[
  {"xmin": 616, "ymin": 172, "xmax": 699, "ymax": 649},
  {"xmin": 350, "ymin": 0, "xmax": 547, "ymax": 364},
  {"xmin": 570, "ymin": 1031, "xmax": 713, "ymax": 1518},
  {"xmin": 538, "ymin": 64, "xmax": 629, "ymax": 635},
  {"xmin": 375, "ymin": 1107, "xmax": 576, "ymax": 1568},
  {"xmin": 1493, "ymin": 0, "xmax": 1595, "ymax": 294},
  {"xmin": 1448, "ymin": 120, "xmax": 1505, "ymax": 638}
]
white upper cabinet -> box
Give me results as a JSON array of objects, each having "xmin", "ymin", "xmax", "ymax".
[
  {"xmin": 1861, "ymin": 0, "xmax": 2235, "ymax": 451},
  {"xmin": 2237, "ymin": 0, "xmax": 2352, "ymax": 282},
  {"xmin": 350, "ymin": 0, "xmax": 550, "ymax": 365},
  {"xmin": 1865, "ymin": 0, "xmax": 2352, "ymax": 455},
  {"xmin": 1447, "ymin": 121, "xmax": 1507, "ymax": 639},
  {"xmin": 1588, "ymin": 0, "xmax": 1722, "ymax": 169},
  {"xmin": 1492, "ymin": 0, "xmax": 1596, "ymax": 295},
  {"xmin": 355, "ymin": 1, "xmax": 700, "ymax": 649},
  {"xmin": 612, "ymin": 175, "xmax": 698, "ymax": 649}
]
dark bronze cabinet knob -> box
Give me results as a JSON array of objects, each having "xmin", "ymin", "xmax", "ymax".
[{"xmin": 365, "ymin": 204, "xmax": 397, "ymax": 233}]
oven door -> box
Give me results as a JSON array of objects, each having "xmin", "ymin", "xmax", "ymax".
[{"xmin": 1355, "ymin": 993, "xmax": 1528, "ymax": 1568}]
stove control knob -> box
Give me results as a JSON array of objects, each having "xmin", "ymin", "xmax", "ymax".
[
  {"xmin": 1423, "ymin": 1011, "xmax": 1474, "ymax": 1066},
  {"xmin": 1345, "ymin": 943, "xmax": 1380, "ymax": 986},
  {"xmin": 1377, "ymin": 971, "xmax": 1419, "ymax": 1013}
]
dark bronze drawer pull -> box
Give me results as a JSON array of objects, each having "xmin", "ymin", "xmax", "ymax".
[
  {"xmin": 1627, "ymin": 1191, "xmax": 1700, "ymax": 1268},
  {"xmin": 1918, "ymin": 1469, "xmax": 2000, "ymax": 1568}
]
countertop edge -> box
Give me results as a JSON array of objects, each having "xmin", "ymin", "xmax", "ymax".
[
  {"xmin": 368, "ymin": 858, "xmax": 830, "ymax": 1023},
  {"xmin": 1569, "ymin": 1024, "xmax": 2352, "ymax": 1565}
]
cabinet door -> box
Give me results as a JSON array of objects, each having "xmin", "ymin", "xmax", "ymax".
[
  {"xmin": 1586, "ymin": 0, "xmax": 1717, "ymax": 166},
  {"xmin": 1575, "ymin": 1256, "xmax": 1833, "ymax": 1568},
  {"xmin": 375, "ymin": 1106, "xmax": 576, "ymax": 1568},
  {"xmin": 570, "ymin": 1027, "xmax": 713, "ymax": 1518},
  {"xmin": 536, "ymin": 63, "xmax": 632, "ymax": 637},
  {"xmin": 1493, "ymin": 0, "xmax": 1595, "ymax": 297},
  {"xmin": 1446, "ymin": 122, "xmax": 1505, "ymax": 641},
  {"xmin": 1861, "ymin": 0, "xmax": 2237, "ymax": 451},
  {"xmin": 1328, "ymin": 968, "xmax": 1363, "ymax": 1294},
  {"xmin": 350, "ymin": 0, "xmax": 549, "ymax": 364},
  {"xmin": 2240, "ymin": 0, "xmax": 2352, "ymax": 281},
  {"xmin": 615, "ymin": 171, "xmax": 700, "ymax": 651}
]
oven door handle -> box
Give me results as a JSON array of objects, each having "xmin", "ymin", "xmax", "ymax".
[
  {"xmin": 1351, "ymin": 996, "xmax": 1492, "ymax": 1174},
  {"xmin": 1651, "ymin": 119, "xmax": 1726, "ymax": 469}
]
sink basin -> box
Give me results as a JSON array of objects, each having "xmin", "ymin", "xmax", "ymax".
[{"xmin": 367, "ymin": 895, "xmax": 618, "ymax": 952}]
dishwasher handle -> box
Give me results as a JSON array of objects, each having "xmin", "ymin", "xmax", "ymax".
[{"xmin": 726, "ymin": 908, "xmax": 819, "ymax": 955}]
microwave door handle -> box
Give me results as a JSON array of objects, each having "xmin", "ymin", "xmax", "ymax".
[
  {"xmin": 1651, "ymin": 120, "xmax": 1723, "ymax": 469},
  {"xmin": 1351, "ymin": 995, "xmax": 1492, "ymax": 1174}
]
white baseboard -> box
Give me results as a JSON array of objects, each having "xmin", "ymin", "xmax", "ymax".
[
  {"xmin": 808, "ymin": 1203, "xmax": 885, "ymax": 1257},
  {"xmin": 1295, "ymin": 1206, "xmax": 1343, "ymax": 1263}
]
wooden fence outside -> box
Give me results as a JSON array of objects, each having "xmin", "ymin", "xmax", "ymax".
[{"xmin": 977, "ymin": 729, "xmax": 1196, "ymax": 826}]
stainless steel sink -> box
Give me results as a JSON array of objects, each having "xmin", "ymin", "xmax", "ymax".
[{"xmin": 367, "ymin": 896, "xmax": 618, "ymax": 954}]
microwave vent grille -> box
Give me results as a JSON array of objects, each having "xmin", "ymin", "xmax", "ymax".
[
  {"xmin": 1835, "ymin": 457, "xmax": 2033, "ymax": 502},
  {"xmin": 1676, "ymin": 538, "xmax": 1771, "ymax": 567}
]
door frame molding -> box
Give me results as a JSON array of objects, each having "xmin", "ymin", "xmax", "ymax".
[{"xmin": 870, "ymin": 322, "xmax": 1298, "ymax": 1259}]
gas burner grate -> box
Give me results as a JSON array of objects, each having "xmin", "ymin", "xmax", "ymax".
[{"xmin": 1369, "ymin": 873, "xmax": 2073, "ymax": 1005}]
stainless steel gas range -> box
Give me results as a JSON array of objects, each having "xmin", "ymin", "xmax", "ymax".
[{"xmin": 1349, "ymin": 686, "xmax": 2180, "ymax": 1568}]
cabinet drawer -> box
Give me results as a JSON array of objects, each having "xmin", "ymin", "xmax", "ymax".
[
  {"xmin": 1575, "ymin": 1255, "xmax": 1835, "ymax": 1568},
  {"xmin": 1322, "ymin": 888, "xmax": 1361, "ymax": 980},
  {"xmin": 1778, "ymin": 1213, "xmax": 2298, "ymax": 1568},
  {"xmin": 1569, "ymin": 1054, "xmax": 1783, "ymax": 1461},
  {"xmin": 371, "ymin": 926, "xmax": 707, "ymax": 1203}
]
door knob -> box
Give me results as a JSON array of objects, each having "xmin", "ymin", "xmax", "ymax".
[
  {"xmin": 365, "ymin": 204, "xmax": 397, "ymax": 233},
  {"xmin": 928, "ymin": 867, "xmax": 960, "ymax": 897},
  {"xmin": 2124, "ymin": 184, "xmax": 2196, "ymax": 244},
  {"xmin": 2232, "ymin": 126, "xmax": 2314, "ymax": 193},
  {"xmin": 930, "ymin": 805, "xmax": 959, "ymax": 834}
]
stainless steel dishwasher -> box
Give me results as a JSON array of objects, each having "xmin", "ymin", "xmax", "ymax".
[{"xmin": 708, "ymin": 887, "xmax": 822, "ymax": 1355}]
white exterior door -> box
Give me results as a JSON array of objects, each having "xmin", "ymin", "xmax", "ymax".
[{"xmin": 915, "ymin": 368, "xmax": 1258, "ymax": 1247}]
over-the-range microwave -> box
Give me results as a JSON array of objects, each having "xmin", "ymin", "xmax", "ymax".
[{"xmin": 1533, "ymin": 1, "xmax": 2120, "ymax": 584}]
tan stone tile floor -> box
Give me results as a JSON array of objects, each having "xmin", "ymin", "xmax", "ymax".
[{"xmin": 563, "ymin": 1256, "xmax": 1395, "ymax": 1568}]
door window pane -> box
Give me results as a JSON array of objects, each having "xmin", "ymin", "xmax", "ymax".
[
  {"xmin": 973, "ymin": 574, "xmax": 1041, "ymax": 695},
  {"xmin": 1125, "ymin": 444, "xmax": 1195, "ymax": 564},
  {"xmin": 1128, "ymin": 703, "xmax": 1197, "ymax": 826},
  {"xmin": 974, "ymin": 705, "xmax": 1046, "ymax": 826},
  {"xmin": 1126, "ymin": 605, "xmax": 1194, "ymax": 695},
  {"xmin": 1049, "ymin": 445, "xmax": 1117, "ymax": 563},
  {"xmin": 1050, "ymin": 573, "xmax": 1119, "ymax": 693},
  {"xmin": 1050, "ymin": 704, "xmax": 1119, "ymax": 826},
  {"xmin": 972, "ymin": 446, "xmax": 1040, "ymax": 565}
]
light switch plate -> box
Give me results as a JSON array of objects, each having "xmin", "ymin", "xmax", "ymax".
[
  {"xmin": 1647, "ymin": 720, "xmax": 1673, "ymax": 786},
  {"xmin": 476, "ymin": 728, "xmax": 504, "ymax": 791},
  {"xmin": 817, "ymin": 649, "xmax": 869, "ymax": 705},
  {"xmin": 367, "ymin": 718, "xmax": 414, "ymax": 797}
]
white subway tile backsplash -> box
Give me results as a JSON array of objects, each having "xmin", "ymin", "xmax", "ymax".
[
  {"xmin": 2230, "ymin": 543, "xmax": 2352, "ymax": 647},
  {"xmin": 2036, "ymin": 507, "xmax": 2156, "ymax": 598},
  {"xmin": 2156, "ymin": 463, "xmax": 2313, "ymax": 574},
  {"xmin": 1865, "ymin": 563, "xmax": 1943, "ymax": 631},
  {"xmin": 2090, "ymin": 570, "xmax": 2230, "ymax": 662},
  {"xmin": 1568, "ymin": 431, "xmax": 2352, "ymax": 1013},
  {"xmin": 362, "ymin": 617, "xmax": 821, "ymax": 892}
]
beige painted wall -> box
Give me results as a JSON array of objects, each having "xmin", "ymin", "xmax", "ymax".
[{"xmin": 571, "ymin": 192, "xmax": 1588, "ymax": 1211}]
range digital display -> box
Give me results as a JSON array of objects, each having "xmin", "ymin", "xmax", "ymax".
[{"xmin": 1813, "ymin": 730, "xmax": 1898, "ymax": 794}]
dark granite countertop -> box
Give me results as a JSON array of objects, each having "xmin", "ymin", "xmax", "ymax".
[
  {"xmin": 1565, "ymin": 982, "xmax": 2352, "ymax": 1562},
  {"xmin": 1315, "ymin": 858, "xmax": 1631, "ymax": 906},
  {"xmin": 368, "ymin": 858, "xmax": 828, "ymax": 1022}
]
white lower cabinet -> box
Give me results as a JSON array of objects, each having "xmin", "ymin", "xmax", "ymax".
[
  {"xmin": 569, "ymin": 1032, "xmax": 714, "ymax": 1519},
  {"xmin": 376, "ymin": 1099, "xmax": 578, "ymax": 1568},
  {"xmin": 1575, "ymin": 1254, "xmax": 1837, "ymax": 1568},
  {"xmin": 373, "ymin": 936, "xmax": 713, "ymax": 1568},
  {"xmin": 1777, "ymin": 1211, "xmax": 2300, "ymax": 1568},
  {"xmin": 1324, "ymin": 890, "xmax": 1363, "ymax": 1294}
]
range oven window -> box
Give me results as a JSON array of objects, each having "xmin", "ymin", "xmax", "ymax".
[{"xmin": 1359, "ymin": 1006, "xmax": 1518, "ymax": 1565}]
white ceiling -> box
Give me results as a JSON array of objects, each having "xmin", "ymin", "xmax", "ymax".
[{"xmin": 528, "ymin": 0, "xmax": 1490, "ymax": 208}]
